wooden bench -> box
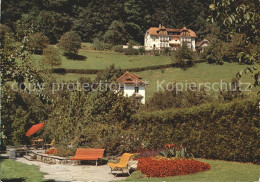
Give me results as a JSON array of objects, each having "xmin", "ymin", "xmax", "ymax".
[{"xmin": 70, "ymin": 148, "xmax": 105, "ymax": 166}]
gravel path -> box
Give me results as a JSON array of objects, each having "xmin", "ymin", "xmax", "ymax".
[{"xmin": 16, "ymin": 158, "xmax": 127, "ymax": 182}]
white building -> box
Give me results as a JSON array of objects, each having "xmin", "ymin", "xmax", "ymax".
[
  {"xmin": 144, "ymin": 24, "xmax": 197, "ymax": 51},
  {"xmin": 117, "ymin": 71, "xmax": 147, "ymax": 104},
  {"xmin": 196, "ymin": 39, "xmax": 210, "ymax": 53}
]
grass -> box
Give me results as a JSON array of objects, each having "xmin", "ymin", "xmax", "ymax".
[
  {"xmin": 51, "ymin": 62, "xmax": 259, "ymax": 99},
  {"xmin": 33, "ymin": 47, "xmax": 172, "ymax": 70},
  {"xmin": 123, "ymin": 159, "xmax": 260, "ymax": 182},
  {"xmin": 0, "ymin": 159, "xmax": 47, "ymax": 182},
  {"xmin": 136, "ymin": 62, "xmax": 259, "ymax": 98}
]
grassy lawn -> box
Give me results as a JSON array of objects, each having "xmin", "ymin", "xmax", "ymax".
[
  {"xmin": 51, "ymin": 62, "xmax": 259, "ymax": 99},
  {"xmin": 33, "ymin": 48, "xmax": 172, "ymax": 70},
  {"xmin": 123, "ymin": 159, "xmax": 260, "ymax": 182},
  {"xmin": 136, "ymin": 62, "xmax": 259, "ymax": 98},
  {"xmin": 0, "ymin": 159, "xmax": 47, "ymax": 182}
]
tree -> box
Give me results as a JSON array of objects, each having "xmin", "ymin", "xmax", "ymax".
[
  {"xmin": 27, "ymin": 32, "xmax": 49, "ymax": 53},
  {"xmin": 42, "ymin": 46, "xmax": 62, "ymax": 68},
  {"xmin": 58, "ymin": 31, "xmax": 81, "ymax": 55},
  {"xmin": 104, "ymin": 21, "xmax": 128, "ymax": 45},
  {"xmin": 172, "ymin": 44, "xmax": 195, "ymax": 68},
  {"xmin": 202, "ymin": 38, "xmax": 224, "ymax": 64}
]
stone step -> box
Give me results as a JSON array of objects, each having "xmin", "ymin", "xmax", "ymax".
[{"xmin": 24, "ymin": 155, "xmax": 34, "ymax": 161}]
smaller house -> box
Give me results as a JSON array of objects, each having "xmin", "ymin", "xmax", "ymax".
[
  {"xmin": 196, "ymin": 39, "xmax": 210, "ymax": 53},
  {"xmin": 117, "ymin": 71, "xmax": 147, "ymax": 104}
]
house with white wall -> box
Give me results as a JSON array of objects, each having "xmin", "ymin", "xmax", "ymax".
[
  {"xmin": 117, "ymin": 71, "xmax": 147, "ymax": 104},
  {"xmin": 196, "ymin": 39, "xmax": 210, "ymax": 53},
  {"xmin": 144, "ymin": 24, "xmax": 197, "ymax": 51}
]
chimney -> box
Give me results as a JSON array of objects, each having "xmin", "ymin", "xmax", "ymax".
[{"xmin": 159, "ymin": 24, "xmax": 162, "ymax": 28}]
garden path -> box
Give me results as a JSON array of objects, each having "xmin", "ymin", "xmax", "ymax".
[{"xmin": 16, "ymin": 158, "xmax": 126, "ymax": 182}]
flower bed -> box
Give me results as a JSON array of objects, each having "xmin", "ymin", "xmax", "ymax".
[
  {"xmin": 137, "ymin": 157, "xmax": 210, "ymax": 177},
  {"xmin": 45, "ymin": 148, "xmax": 57, "ymax": 155}
]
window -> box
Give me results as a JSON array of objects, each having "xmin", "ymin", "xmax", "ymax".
[{"xmin": 135, "ymin": 87, "xmax": 139, "ymax": 93}]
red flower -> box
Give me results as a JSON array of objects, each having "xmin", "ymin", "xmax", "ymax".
[{"xmin": 137, "ymin": 157, "xmax": 210, "ymax": 178}]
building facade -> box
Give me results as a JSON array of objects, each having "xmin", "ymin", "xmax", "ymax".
[
  {"xmin": 196, "ymin": 39, "xmax": 210, "ymax": 53},
  {"xmin": 117, "ymin": 71, "xmax": 147, "ymax": 104},
  {"xmin": 144, "ymin": 24, "xmax": 197, "ymax": 51}
]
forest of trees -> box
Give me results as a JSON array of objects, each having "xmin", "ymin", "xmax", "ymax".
[{"xmin": 2, "ymin": 0, "xmax": 212, "ymax": 44}]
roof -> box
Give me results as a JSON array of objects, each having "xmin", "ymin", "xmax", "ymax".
[
  {"xmin": 147, "ymin": 25, "xmax": 197, "ymax": 38},
  {"xmin": 117, "ymin": 71, "xmax": 146, "ymax": 85},
  {"xmin": 196, "ymin": 39, "xmax": 210, "ymax": 47}
]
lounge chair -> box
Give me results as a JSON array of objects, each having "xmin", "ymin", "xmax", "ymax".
[
  {"xmin": 108, "ymin": 153, "xmax": 134, "ymax": 176},
  {"xmin": 45, "ymin": 139, "xmax": 55, "ymax": 149}
]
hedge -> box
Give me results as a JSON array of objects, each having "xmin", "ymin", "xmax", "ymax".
[
  {"xmin": 131, "ymin": 98, "xmax": 260, "ymax": 163},
  {"xmin": 52, "ymin": 60, "xmax": 206, "ymax": 74}
]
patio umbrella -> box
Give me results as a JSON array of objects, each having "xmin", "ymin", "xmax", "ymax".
[{"xmin": 25, "ymin": 122, "xmax": 45, "ymax": 136}]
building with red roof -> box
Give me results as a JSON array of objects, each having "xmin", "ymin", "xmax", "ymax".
[
  {"xmin": 117, "ymin": 71, "xmax": 148, "ymax": 104},
  {"xmin": 144, "ymin": 24, "xmax": 197, "ymax": 51}
]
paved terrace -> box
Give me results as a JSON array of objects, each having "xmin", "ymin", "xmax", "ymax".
[{"xmin": 16, "ymin": 157, "xmax": 127, "ymax": 182}]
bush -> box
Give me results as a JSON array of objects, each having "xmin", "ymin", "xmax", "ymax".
[
  {"xmin": 27, "ymin": 32, "xmax": 49, "ymax": 53},
  {"xmin": 137, "ymin": 157, "xmax": 210, "ymax": 177},
  {"xmin": 153, "ymin": 50, "xmax": 160, "ymax": 56},
  {"xmin": 172, "ymin": 44, "xmax": 195, "ymax": 68},
  {"xmin": 104, "ymin": 43, "xmax": 113, "ymax": 50},
  {"xmin": 42, "ymin": 46, "xmax": 62, "ymax": 67},
  {"xmin": 54, "ymin": 147, "xmax": 76, "ymax": 157},
  {"xmin": 58, "ymin": 31, "xmax": 81, "ymax": 55},
  {"xmin": 139, "ymin": 47, "xmax": 145, "ymax": 55},
  {"xmin": 132, "ymin": 98, "xmax": 260, "ymax": 163},
  {"xmin": 93, "ymin": 38, "xmax": 104, "ymax": 50},
  {"xmin": 113, "ymin": 45, "xmax": 124, "ymax": 53},
  {"xmin": 124, "ymin": 48, "xmax": 139, "ymax": 55}
]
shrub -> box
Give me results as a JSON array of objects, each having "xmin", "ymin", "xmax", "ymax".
[
  {"xmin": 104, "ymin": 43, "xmax": 113, "ymax": 50},
  {"xmin": 139, "ymin": 47, "xmax": 145, "ymax": 55},
  {"xmin": 27, "ymin": 32, "xmax": 49, "ymax": 53},
  {"xmin": 58, "ymin": 31, "xmax": 81, "ymax": 55},
  {"xmin": 93, "ymin": 38, "xmax": 104, "ymax": 50},
  {"xmin": 153, "ymin": 50, "xmax": 160, "ymax": 56},
  {"xmin": 113, "ymin": 45, "xmax": 124, "ymax": 53},
  {"xmin": 172, "ymin": 44, "xmax": 195, "ymax": 68},
  {"xmin": 132, "ymin": 98, "xmax": 260, "ymax": 163},
  {"xmin": 137, "ymin": 157, "xmax": 210, "ymax": 177},
  {"xmin": 42, "ymin": 46, "xmax": 62, "ymax": 67},
  {"xmin": 124, "ymin": 48, "xmax": 139, "ymax": 55},
  {"xmin": 54, "ymin": 147, "xmax": 76, "ymax": 157}
]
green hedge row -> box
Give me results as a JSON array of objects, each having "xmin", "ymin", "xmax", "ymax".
[
  {"xmin": 52, "ymin": 60, "xmax": 206, "ymax": 75},
  {"xmin": 131, "ymin": 98, "xmax": 260, "ymax": 163}
]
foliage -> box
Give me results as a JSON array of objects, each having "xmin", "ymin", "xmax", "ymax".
[
  {"xmin": 144, "ymin": 86, "xmax": 212, "ymax": 111},
  {"xmin": 58, "ymin": 31, "xmax": 81, "ymax": 55},
  {"xmin": 160, "ymin": 144, "xmax": 194, "ymax": 159},
  {"xmin": 1, "ymin": 86, "xmax": 51, "ymax": 145},
  {"xmin": 54, "ymin": 147, "xmax": 76, "ymax": 157},
  {"xmin": 124, "ymin": 48, "xmax": 139, "ymax": 55},
  {"xmin": 93, "ymin": 38, "xmax": 104, "ymax": 51},
  {"xmin": 27, "ymin": 32, "xmax": 49, "ymax": 53},
  {"xmin": 137, "ymin": 157, "xmax": 210, "ymax": 177},
  {"xmin": 113, "ymin": 45, "xmax": 124, "ymax": 53},
  {"xmin": 171, "ymin": 44, "xmax": 195, "ymax": 68},
  {"xmin": 138, "ymin": 47, "xmax": 145, "ymax": 55},
  {"xmin": 2, "ymin": 0, "xmax": 211, "ymax": 44},
  {"xmin": 104, "ymin": 21, "xmax": 128, "ymax": 45},
  {"xmin": 201, "ymin": 38, "xmax": 224, "ymax": 64},
  {"xmin": 209, "ymin": 0, "xmax": 259, "ymax": 44},
  {"xmin": 42, "ymin": 46, "xmax": 62, "ymax": 67},
  {"xmin": 132, "ymin": 98, "xmax": 260, "ymax": 163}
]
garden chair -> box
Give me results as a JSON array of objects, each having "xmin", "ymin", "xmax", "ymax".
[
  {"xmin": 45, "ymin": 139, "xmax": 55, "ymax": 149},
  {"xmin": 108, "ymin": 153, "xmax": 134, "ymax": 176}
]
